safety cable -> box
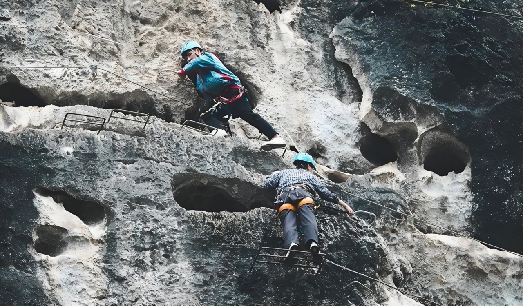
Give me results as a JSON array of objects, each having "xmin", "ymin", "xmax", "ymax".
[
  {"xmin": 95, "ymin": 67, "xmax": 177, "ymax": 101},
  {"xmin": 5, "ymin": 65, "xmax": 521, "ymax": 257},
  {"xmin": 408, "ymin": 0, "xmax": 522, "ymax": 19},
  {"xmin": 3, "ymin": 66, "xmax": 86, "ymax": 69},
  {"xmin": 344, "ymin": 190, "xmax": 523, "ymax": 257},
  {"xmin": 3, "ymin": 65, "xmax": 178, "ymax": 102},
  {"xmin": 76, "ymin": 30, "xmax": 123, "ymax": 45},
  {"xmin": 274, "ymin": 125, "xmax": 521, "ymax": 257},
  {"xmin": 325, "ymin": 259, "xmax": 434, "ymax": 305}
]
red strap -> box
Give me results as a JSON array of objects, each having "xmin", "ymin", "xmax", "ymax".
[{"xmin": 219, "ymin": 85, "xmax": 244, "ymax": 104}]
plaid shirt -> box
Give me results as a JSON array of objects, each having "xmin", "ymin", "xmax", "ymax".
[{"xmin": 263, "ymin": 169, "xmax": 339, "ymax": 203}]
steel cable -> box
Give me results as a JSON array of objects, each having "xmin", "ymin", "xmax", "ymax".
[{"xmin": 408, "ymin": 0, "xmax": 522, "ymax": 19}]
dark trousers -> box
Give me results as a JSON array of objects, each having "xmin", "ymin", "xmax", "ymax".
[
  {"xmin": 202, "ymin": 96, "xmax": 278, "ymax": 139},
  {"xmin": 279, "ymin": 205, "xmax": 319, "ymax": 249}
]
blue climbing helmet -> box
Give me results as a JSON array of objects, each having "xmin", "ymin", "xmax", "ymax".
[
  {"xmin": 293, "ymin": 153, "xmax": 316, "ymax": 170},
  {"xmin": 181, "ymin": 41, "xmax": 202, "ymax": 56}
]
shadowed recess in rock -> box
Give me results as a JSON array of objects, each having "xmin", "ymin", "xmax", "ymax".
[
  {"xmin": 34, "ymin": 188, "xmax": 106, "ymax": 225},
  {"xmin": 172, "ymin": 173, "xmax": 274, "ymax": 212},
  {"xmin": 34, "ymin": 225, "xmax": 68, "ymax": 257},
  {"xmin": 423, "ymin": 147, "xmax": 467, "ymax": 176},
  {"xmin": 0, "ymin": 77, "xmax": 47, "ymax": 107},
  {"xmin": 253, "ymin": 0, "xmax": 281, "ymax": 13},
  {"xmin": 359, "ymin": 133, "xmax": 398, "ymax": 166},
  {"xmin": 419, "ymin": 129, "xmax": 470, "ymax": 176}
]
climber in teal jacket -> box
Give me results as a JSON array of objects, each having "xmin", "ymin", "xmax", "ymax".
[{"xmin": 176, "ymin": 41, "xmax": 286, "ymax": 150}]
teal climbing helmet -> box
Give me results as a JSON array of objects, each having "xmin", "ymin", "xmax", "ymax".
[
  {"xmin": 181, "ymin": 41, "xmax": 202, "ymax": 56},
  {"xmin": 293, "ymin": 153, "xmax": 316, "ymax": 170}
]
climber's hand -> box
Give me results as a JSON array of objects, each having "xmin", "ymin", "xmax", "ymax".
[
  {"xmin": 339, "ymin": 200, "xmax": 354, "ymax": 216},
  {"xmin": 176, "ymin": 70, "xmax": 186, "ymax": 79}
]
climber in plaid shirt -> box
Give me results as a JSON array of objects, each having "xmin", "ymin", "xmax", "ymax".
[{"xmin": 263, "ymin": 153, "xmax": 354, "ymax": 264}]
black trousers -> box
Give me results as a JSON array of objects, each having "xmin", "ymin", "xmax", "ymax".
[
  {"xmin": 279, "ymin": 205, "xmax": 319, "ymax": 249},
  {"xmin": 201, "ymin": 96, "xmax": 278, "ymax": 139}
]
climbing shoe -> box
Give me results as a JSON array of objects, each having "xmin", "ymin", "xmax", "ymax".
[
  {"xmin": 309, "ymin": 241, "xmax": 320, "ymax": 254},
  {"xmin": 312, "ymin": 253, "xmax": 323, "ymax": 265},
  {"xmin": 284, "ymin": 242, "xmax": 300, "ymax": 266},
  {"xmin": 309, "ymin": 241, "xmax": 322, "ymax": 265},
  {"xmin": 261, "ymin": 136, "xmax": 286, "ymax": 151}
]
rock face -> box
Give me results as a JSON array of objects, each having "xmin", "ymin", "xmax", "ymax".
[{"xmin": 0, "ymin": 0, "xmax": 522, "ymax": 305}]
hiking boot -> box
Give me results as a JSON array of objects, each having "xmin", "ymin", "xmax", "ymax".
[
  {"xmin": 312, "ymin": 253, "xmax": 323, "ymax": 265},
  {"xmin": 309, "ymin": 241, "xmax": 320, "ymax": 254},
  {"xmin": 284, "ymin": 242, "xmax": 300, "ymax": 266},
  {"xmin": 261, "ymin": 136, "xmax": 286, "ymax": 151},
  {"xmin": 212, "ymin": 129, "xmax": 228, "ymax": 137}
]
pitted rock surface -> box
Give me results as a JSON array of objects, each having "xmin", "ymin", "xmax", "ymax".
[{"xmin": 0, "ymin": 0, "xmax": 522, "ymax": 305}]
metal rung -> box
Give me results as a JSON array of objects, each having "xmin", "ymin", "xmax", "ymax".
[
  {"xmin": 249, "ymin": 246, "xmax": 324, "ymax": 273},
  {"xmin": 107, "ymin": 109, "xmax": 150, "ymax": 129},
  {"xmin": 255, "ymin": 260, "xmax": 320, "ymax": 269},
  {"xmin": 261, "ymin": 247, "xmax": 326, "ymax": 255},
  {"xmin": 61, "ymin": 113, "xmax": 105, "ymax": 134},
  {"xmin": 182, "ymin": 120, "xmax": 219, "ymax": 135}
]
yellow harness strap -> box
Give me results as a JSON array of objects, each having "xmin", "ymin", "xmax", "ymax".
[{"xmin": 277, "ymin": 197, "xmax": 315, "ymax": 216}]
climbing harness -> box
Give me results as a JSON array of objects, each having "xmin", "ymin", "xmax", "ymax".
[
  {"xmin": 273, "ymin": 184, "xmax": 318, "ymax": 215},
  {"xmin": 277, "ymin": 197, "xmax": 315, "ymax": 216}
]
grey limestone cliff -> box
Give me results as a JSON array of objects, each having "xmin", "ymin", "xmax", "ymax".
[{"xmin": 0, "ymin": 0, "xmax": 522, "ymax": 305}]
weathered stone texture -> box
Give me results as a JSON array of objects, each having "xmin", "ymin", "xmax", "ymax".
[{"xmin": 0, "ymin": 0, "xmax": 522, "ymax": 305}]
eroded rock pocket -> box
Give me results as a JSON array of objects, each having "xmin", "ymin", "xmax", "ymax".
[
  {"xmin": 34, "ymin": 188, "xmax": 106, "ymax": 225},
  {"xmin": 34, "ymin": 225, "xmax": 68, "ymax": 257},
  {"xmin": 0, "ymin": 76, "xmax": 47, "ymax": 107},
  {"xmin": 419, "ymin": 130, "xmax": 470, "ymax": 176},
  {"xmin": 359, "ymin": 133, "xmax": 398, "ymax": 166},
  {"xmin": 172, "ymin": 173, "xmax": 275, "ymax": 212}
]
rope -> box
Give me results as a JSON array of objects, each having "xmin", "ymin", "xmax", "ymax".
[
  {"xmin": 346, "ymin": 191, "xmax": 412, "ymax": 216},
  {"xmin": 76, "ymin": 30, "xmax": 123, "ymax": 45},
  {"xmin": 412, "ymin": 218, "xmax": 523, "ymax": 257},
  {"xmin": 95, "ymin": 67, "xmax": 177, "ymax": 101},
  {"xmin": 345, "ymin": 190, "xmax": 523, "ymax": 257},
  {"xmin": 6, "ymin": 64, "xmax": 521, "ymax": 258},
  {"xmin": 199, "ymin": 100, "xmax": 223, "ymax": 117},
  {"xmin": 273, "ymin": 125, "xmax": 521, "ymax": 257},
  {"xmin": 5, "ymin": 65, "xmax": 178, "ymax": 101},
  {"xmin": 3, "ymin": 66, "xmax": 86, "ymax": 69},
  {"xmin": 325, "ymin": 259, "xmax": 434, "ymax": 305},
  {"xmin": 408, "ymin": 0, "xmax": 522, "ymax": 19}
]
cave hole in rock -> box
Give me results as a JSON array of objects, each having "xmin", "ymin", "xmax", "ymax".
[
  {"xmin": 35, "ymin": 188, "xmax": 106, "ymax": 225},
  {"xmin": 174, "ymin": 185, "xmax": 247, "ymax": 212},
  {"xmin": 419, "ymin": 130, "xmax": 469, "ymax": 176},
  {"xmin": 34, "ymin": 225, "xmax": 68, "ymax": 257},
  {"xmin": 253, "ymin": 0, "xmax": 281, "ymax": 13},
  {"xmin": 0, "ymin": 77, "xmax": 47, "ymax": 107},
  {"xmin": 359, "ymin": 133, "xmax": 398, "ymax": 166},
  {"xmin": 172, "ymin": 174, "xmax": 274, "ymax": 212},
  {"xmin": 423, "ymin": 146, "xmax": 467, "ymax": 176}
]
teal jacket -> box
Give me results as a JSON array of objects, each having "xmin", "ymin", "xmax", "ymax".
[{"xmin": 181, "ymin": 52, "xmax": 241, "ymax": 103}]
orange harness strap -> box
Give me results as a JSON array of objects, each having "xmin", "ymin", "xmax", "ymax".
[{"xmin": 277, "ymin": 197, "xmax": 315, "ymax": 216}]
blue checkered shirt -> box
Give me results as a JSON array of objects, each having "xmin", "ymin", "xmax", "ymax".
[{"xmin": 263, "ymin": 169, "xmax": 339, "ymax": 203}]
